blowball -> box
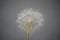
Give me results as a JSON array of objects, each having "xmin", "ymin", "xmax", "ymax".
[{"xmin": 16, "ymin": 8, "xmax": 44, "ymax": 33}]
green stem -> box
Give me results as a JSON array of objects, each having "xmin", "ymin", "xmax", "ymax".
[{"xmin": 27, "ymin": 33, "xmax": 30, "ymax": 40}]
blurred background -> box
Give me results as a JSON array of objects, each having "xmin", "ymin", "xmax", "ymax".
[{"xmin": 1, "ymin": 0, "xmax": 60, "ymax": 40}]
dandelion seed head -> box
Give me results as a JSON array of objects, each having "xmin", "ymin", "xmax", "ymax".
[{"xmin": 16, "ymin": 8, "xmax": 44, "ymax": 33}]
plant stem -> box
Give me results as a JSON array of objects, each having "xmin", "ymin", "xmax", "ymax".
[{"xmin": 27, "ymin": 33, "xmax": 30, "ymax": 40}]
